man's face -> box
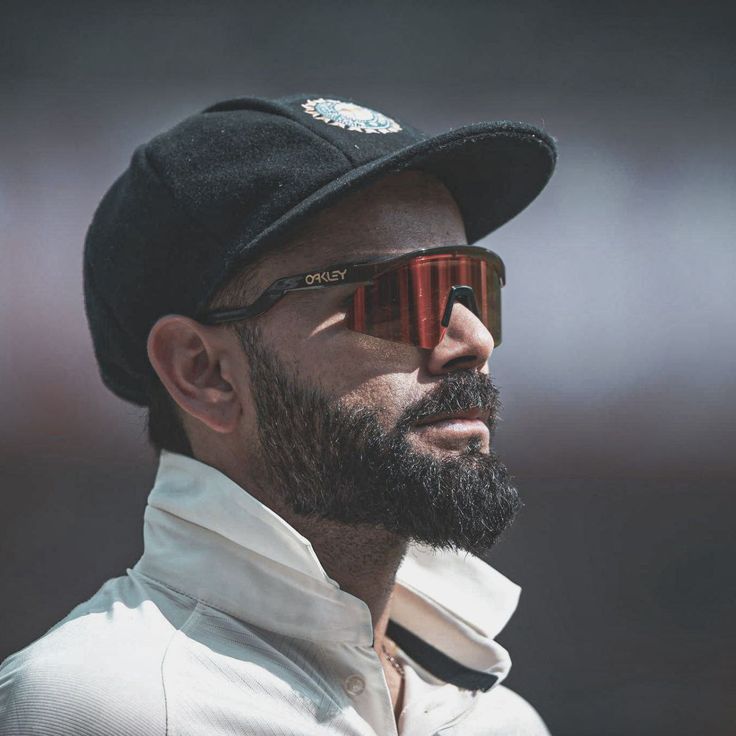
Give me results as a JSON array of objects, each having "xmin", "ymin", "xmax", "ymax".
[{"xmin": 231, "ymin": 171, "xmax": 520, "ymax": 555}]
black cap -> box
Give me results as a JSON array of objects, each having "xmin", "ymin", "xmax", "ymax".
[{"xmin": 83, "ymin": 93, "xmax": 557, "ymax": 407}]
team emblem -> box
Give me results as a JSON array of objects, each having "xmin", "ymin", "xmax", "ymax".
[{"xmin": 301, "ymin": 98, "xmax": 402, "ymax": 134}]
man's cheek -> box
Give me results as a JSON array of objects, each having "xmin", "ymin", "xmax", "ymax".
[{"xmin": 348, "ymin": 379, "xmax": 410, "ymax": 426}]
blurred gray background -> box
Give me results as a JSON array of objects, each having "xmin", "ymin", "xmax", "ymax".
[{"xmin": 1, "ymin": 1, "xmax": 734, "ymax": 734}]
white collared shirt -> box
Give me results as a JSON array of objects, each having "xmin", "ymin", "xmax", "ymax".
[{"xmin": 0, "ymin": 451, "xmax": 550, "ymax": 735}]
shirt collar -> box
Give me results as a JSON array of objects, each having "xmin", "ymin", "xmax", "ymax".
[{"xmin": 133, "ymin": 450, "xmax": 521, "ymax": 688}]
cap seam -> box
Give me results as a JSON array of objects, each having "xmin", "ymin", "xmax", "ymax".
[
  {"xmin": 206, "ymin": 98, "xmax": 359, "ymax": 168},
  {"xmin": 141, "ymin": 146, "xmax": 228, "ymax": 256},
  {"xmin": 289, "ymin": 118, "xmax": 360, "ymax": 167},
  {"xmin": 250, "ymin": 99, "xmax": 359, "ymax": 167},
  {"xmin": 425, "ymin": 127, "xmax": 556, "ymax": 161}
]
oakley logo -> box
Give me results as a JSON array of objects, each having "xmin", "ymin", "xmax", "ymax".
[{"xmin": 305, "ymin": 269, "xmax": 347, "ymax": 285}]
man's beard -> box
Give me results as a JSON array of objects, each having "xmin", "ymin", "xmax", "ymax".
[{"xmin": 237, "ymin": 324, "xmax": 521, "ymax": 557}]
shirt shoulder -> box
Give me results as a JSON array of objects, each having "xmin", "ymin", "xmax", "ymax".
[
  {"xmin": 467, "ymin": 683, "xmax": 551, "ymax": 735},
  {"xmin": 0, "ymin": 571, "xmax": 196, "ymax": 736}
]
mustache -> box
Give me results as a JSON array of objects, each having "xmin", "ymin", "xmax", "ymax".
[{"xmin": 397, "ymin": 370, "xmax": 501, "ymax": 432}]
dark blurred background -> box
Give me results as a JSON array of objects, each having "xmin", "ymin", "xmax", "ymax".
[{"xmin": 1, "ymin": 1, "xmax": 734, "ymax": 734}]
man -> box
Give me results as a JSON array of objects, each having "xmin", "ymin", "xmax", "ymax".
[{"xmin": 0, "ymin": 95, "xmax": 556, "ymax": 734}]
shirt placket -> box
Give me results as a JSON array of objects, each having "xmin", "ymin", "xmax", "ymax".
[{"xmin": 330, "ymin": 642, "xmax": 400, "ymax": 735}]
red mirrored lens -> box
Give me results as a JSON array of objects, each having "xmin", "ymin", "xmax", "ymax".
[{"xmin": 346, "ymin": 253, "xmax": 502, "ymax": 348}]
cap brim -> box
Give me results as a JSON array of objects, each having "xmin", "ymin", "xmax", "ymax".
[{"xmin": 208, "ymin": 121, "xmax": 556, "ymax": 309}]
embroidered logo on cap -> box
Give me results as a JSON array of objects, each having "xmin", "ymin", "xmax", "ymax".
[{"xmin": 302, "ymin": 98, "xmax": 402, "ymax": 134}]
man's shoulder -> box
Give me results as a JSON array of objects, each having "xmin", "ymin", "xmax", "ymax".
[
  {"xmin": 0, "ymin": 571, "xmax": 195, "ymax": 736},
  {"xmin": 469, "ymin": 683, "xmax": 551, "ymax": 735}
]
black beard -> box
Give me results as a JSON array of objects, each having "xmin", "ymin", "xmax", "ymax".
[{"xmin": 238, "ymin": 324, "xmax": 521, "ymax": 557}]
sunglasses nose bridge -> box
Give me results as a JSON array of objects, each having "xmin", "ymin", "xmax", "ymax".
[{"xmin": 440, "ymin": 285, "xmax": 480, "ymax": 328}]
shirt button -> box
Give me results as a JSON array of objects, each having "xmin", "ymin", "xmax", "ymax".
[{"xmin": 344, "ymin": 674, "xmax": 365, "ymax": 696}]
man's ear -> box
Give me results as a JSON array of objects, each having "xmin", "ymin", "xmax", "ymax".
[{"xmin": 146, "ymin": 314, "xmax": 242, "ymax": 434}]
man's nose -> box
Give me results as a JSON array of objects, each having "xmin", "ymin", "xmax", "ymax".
[{"xmin": 426, "ymin": 300, "xmax": 494, "ymax": 375}]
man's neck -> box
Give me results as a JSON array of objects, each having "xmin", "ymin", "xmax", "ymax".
[{"xmin": 282, "ymin": 512, "xmax": 407, "ymax": 638}]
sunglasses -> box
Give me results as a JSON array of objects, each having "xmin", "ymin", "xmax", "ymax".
[{"xmin": 196, "ymin": 245, "xmax": 506, "ymax": 349}]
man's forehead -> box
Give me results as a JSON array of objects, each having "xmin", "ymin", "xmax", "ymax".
[{"xmin": 270, "ymin": 172, "xmax": 466, "ymax": 272}]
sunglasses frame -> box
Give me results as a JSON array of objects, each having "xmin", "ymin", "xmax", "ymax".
[{"xmin": 195, "ymin": 244, "xmax": 506, "ymax": 341}]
